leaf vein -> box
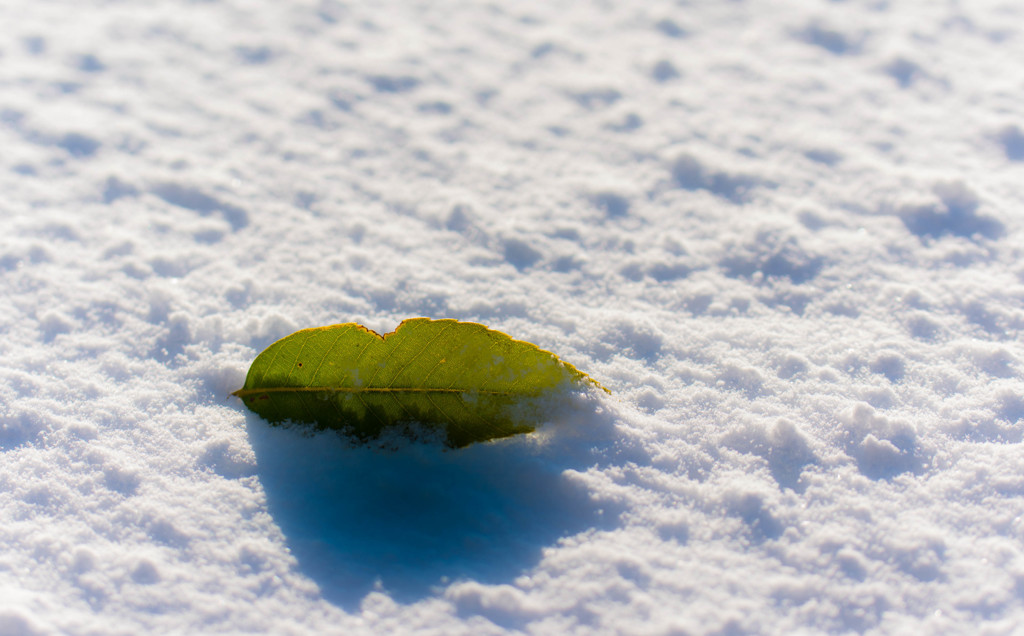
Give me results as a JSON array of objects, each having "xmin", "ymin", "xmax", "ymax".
[
  {"xmin": 310, "ymin": 325, "xmax": 353, "ymax": 386},
  {"xmin": 389, "ymin": 322, "xmax": 454, "ymax": 388}
]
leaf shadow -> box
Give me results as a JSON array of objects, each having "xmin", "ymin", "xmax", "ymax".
[{"xmin": 245, "ymin": 394, "xmax": 622, "ymax": 610}]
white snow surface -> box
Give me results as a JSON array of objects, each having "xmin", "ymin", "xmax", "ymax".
[{"xmin": 2, "ymin": 0, "xmax": 1024, "ymax": 634}]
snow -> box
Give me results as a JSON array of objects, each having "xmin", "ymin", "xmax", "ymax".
[{"xmin": 2, "ymin": 0, "xmax": 1024, "ymax": 633}]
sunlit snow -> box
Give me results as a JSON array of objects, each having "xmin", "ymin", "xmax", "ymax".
[{"xmin": 2, "ymin": 1, "xmax": 1023, "ymax": 634}]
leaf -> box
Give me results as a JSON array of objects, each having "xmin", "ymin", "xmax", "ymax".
[{"xmin": 233, "ymin": 318, "xmax": 606, "ymax": 448}]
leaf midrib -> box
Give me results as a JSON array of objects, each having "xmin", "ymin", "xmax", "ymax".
[{"xmin": 232, "ymin": 386, "xmax": 526, "ymax": 397}]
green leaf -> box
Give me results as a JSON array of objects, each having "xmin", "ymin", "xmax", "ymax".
[{"xmin": 233, "ymin": 318, "xmax": 606, "ymax": 447}]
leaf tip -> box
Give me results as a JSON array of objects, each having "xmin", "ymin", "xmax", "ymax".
[{"xmin": 595, "ymin": 381, "xmax": 612, "ymax": 395}]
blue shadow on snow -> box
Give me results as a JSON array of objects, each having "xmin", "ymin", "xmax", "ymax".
[{"xmin": 245, "ymin": 400, "xmax": 619, "ymax": 610}]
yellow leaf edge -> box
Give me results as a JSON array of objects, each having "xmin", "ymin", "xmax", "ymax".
[{"xmin": 231, "ymin": 317, "xmax": 611, "ymax": 398}]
